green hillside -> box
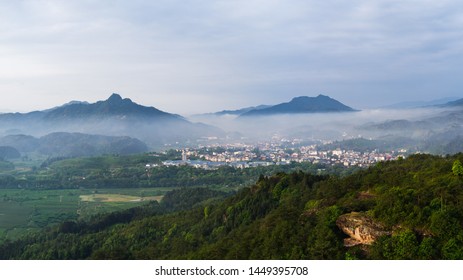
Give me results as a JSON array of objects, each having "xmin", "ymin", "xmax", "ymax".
[{"xmin": 1, "ymin": 153, "xmax": 463, "ymax": 259}]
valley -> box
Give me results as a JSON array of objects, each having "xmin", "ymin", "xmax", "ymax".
[
  {"xmin": 1, "ymin": 94, "xmax": 463, "ymax": 260},
  {"xmin": 3, "ymin": 0, "xmax": 463, "ymax": 270},
  {"xmin": 1, "ymin": 153, "xmax": 463, "ymax": 259}
]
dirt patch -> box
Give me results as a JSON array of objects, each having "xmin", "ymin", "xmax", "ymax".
[{"xmin": 80, "ymin": 194, "xmax": 163, "ymax": 203}]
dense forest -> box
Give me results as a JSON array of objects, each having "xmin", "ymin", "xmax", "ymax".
[{"xmin": 1, "ymin": 153, "xmax": 463, "ymax": 259}]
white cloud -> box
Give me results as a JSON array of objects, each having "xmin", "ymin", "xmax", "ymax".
[{"xmin": 1, "ymin": 0, "xmax": 463, "ymax": 113}]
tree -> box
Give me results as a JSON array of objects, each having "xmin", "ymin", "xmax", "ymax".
[{"xmin": 452, "ymin": 160, "xmax": 463, "ymax": 176}]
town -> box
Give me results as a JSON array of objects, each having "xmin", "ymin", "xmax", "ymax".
[{"xmin": 158, "ymin": 137, "xmax": 408, "ymax": 170}]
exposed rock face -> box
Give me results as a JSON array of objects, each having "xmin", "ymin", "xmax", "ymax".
[{"xmin": 336, "ymin": 212, "xmax": 390, "ymax": 247}]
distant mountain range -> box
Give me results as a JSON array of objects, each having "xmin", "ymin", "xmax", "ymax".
[
  {"xmin": 363, "ymin": 97, "xmax": 463, "ymax": 132},
  {"xmin": 207, "ymin": 105, "xmax": 272, "ymax": 116},
  {"xmin": 356, "ymin": 96, "xmax": 463, "ymax": 154},
  {"xmin": 441, "ymin": 97, "xmax": 463, "ymax": 107},
  {"xmin": 0, "ymin": 133, "xmax": 148, "ymax": 157},
  {"xmin": 382, "ymin": 97, "xmax": 460, "ymax": 109},
  {"xmin": 205, "ymin": 95, "xmax": 356, "ymax": 117},
  {"xmin": 0, "ymin": 94, "xmax": 223, "ymax": 148}
]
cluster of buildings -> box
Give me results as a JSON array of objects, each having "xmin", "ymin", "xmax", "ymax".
[{"xmin": 157, "ymin": 140, "xmax": 407, "ymax": 170}]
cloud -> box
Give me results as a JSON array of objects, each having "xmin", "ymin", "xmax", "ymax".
[{"xmin": 1, "ymin": 0, "xmax": 463, "ymax": 113}]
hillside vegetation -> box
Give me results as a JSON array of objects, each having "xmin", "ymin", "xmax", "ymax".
[
  {"xmin": 1, "ymin": 153, "xmax": 463, "ymax": 259},
  {"xmin": 0, "ymin": 153, "xmax": 354, "ymax": 189}
]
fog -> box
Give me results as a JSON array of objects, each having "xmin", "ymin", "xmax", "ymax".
[
  {"xmin": 0, "ymin": 116, "xmax": 224, "ymax": 149},
  {"xmin": 1, "ymin": 104, "xmax": 462, "ymax": 157},
  {"xmin": 188, "ymin": 107, "xmax": 457, "ymax": 143}
]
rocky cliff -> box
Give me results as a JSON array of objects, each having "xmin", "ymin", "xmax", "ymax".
[{"xmin": 336, "ymin": 212, "xmax": 390, "ymax": 247}]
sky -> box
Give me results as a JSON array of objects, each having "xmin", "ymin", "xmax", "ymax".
[{"xmin": 1, "ymin": 0, "xmax": 463, "ymax": 115}]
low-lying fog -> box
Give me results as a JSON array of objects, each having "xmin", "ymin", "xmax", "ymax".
[
  {"xmin": 1, "ymin": 105, "xmax": 462, "ymax": 155},
  {"xmin": 188, "ymin": 107, "xmax": 460, "ymax": 143}
]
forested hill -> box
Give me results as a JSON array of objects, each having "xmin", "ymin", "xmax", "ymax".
[{"xmin": 2, "ymin": 153, "xmax": 463, "ymax": 259}]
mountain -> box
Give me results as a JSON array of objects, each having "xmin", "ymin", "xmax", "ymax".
[
  {"xmin": 240, "ymin": 95, "xmax": 356, "ymax": 116},
  {"xmin": 357, "ymin": 102, "xmax": 463, "ymax": 154},
  {"xmin": 383, "ymin": 97, "xmax": 460, "ymax": 109},
  {"xmin": 0, "ymin": 132, "xmax": 148, "ymax": 157},
  {"xmin": 205, "ymin": 105, "xmax": 272, "ymax": 116},
  {"xmin": 0, "ymin": 146, "xmax": 21, "ymax": 159},
  {"xmin": 0, "ymin": 94, "xmax": 223, "ymax": 147},
  {"xmin": 362, "ymin": 119, "xmax": 430, "ymax": 131},
  {"xmin": 441, "ymin": 97, "xmax": 463, "ymax": 107},
  {"xmin": 43, "ymin": 100, "xmax": 90, "ymax": 113},
  {"xmin": 38, "ymin": 132, "xmax": 149, "ymax": 157},
  {"xmin": 43, "ymin": 93, "xmax": 175, "ymax": 121},
  {"xmin": 0, "ymin": 134, "xmax": 40, "ymax": 153}
]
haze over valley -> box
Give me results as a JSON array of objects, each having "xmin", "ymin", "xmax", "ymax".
[
  {"xmin": 4, "ymin": 0, "xmax": 463, "ymax": 265},
  {"xmin": 2, "ymin": 93, "xmax": 462, "ymax": 202},
  {"xmin": 0, "ymin": 93, "xmax": 462, "ymax": 159},
  {"xmin": 190, "ymin": 95, "xmax": 463, "ymax": 155}
]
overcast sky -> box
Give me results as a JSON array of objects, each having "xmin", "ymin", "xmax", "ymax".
[{"xmin": 1, "ymin": 0, "xmax": 463, "ymax": 114}]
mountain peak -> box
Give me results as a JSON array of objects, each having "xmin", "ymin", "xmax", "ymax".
[
  {"xmin": 41, "ymin": 93, "xmax": 179, "ymax": 121},
  {"xmin": 107, "ymin": 93, "xmax": 124, "ymax": 103},
  {"xmin": 290, "ymin": 95, "xmax": 331, "ymax": 103},
  {"xmin": 290, "ymin": 96, "xmax": 309, "ymax": 102}
]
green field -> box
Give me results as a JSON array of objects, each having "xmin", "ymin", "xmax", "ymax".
[{"xmin": 0, "ymin": 188, "xmax": 172, "ymax": 240}]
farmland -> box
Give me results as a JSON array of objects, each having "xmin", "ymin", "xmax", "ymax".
[
  {"xmin": 0, "ymin": 152, "xmax": 346, "ymax": 241},
  {"xmin": 0, "ymin": 188, "xmax": 168, "ymax": 240}
]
